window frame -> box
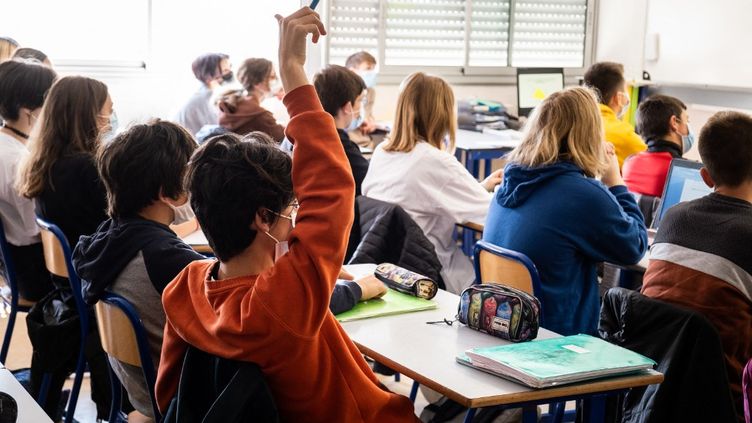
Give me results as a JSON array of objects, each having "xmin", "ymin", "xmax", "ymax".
[{"xmin": 323, "ymin": 0, "xmax": 598, "ymax": 85}]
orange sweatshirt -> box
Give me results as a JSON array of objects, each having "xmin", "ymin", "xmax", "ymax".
[{"xmin": 155, "ymin": 85, "xmax": 418, "ymax": 422}]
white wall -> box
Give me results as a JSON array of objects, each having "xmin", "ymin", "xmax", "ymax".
[{"xmin": 593, "ymin": 0, "xmax": 648, "ymax": 81}]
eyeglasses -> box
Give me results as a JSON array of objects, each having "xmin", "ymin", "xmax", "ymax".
[{"xmin": 272, "ymin": 201, "xmax": 299, "ymax": 228}]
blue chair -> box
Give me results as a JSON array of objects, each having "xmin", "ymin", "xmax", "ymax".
[
  {"xmin": 36, "ymin": 217, "xmax": 89, "ymax": 423},
  {"xmin": 473, "ymin": 240, "xmax": 571, "ymax": 423},
  {"xmin": 95, "ymin": 292, "xmax": 160, "ymax": 422},
  {"xmin": 0, "ymin": 218, "xmax": 35, "ymax": 363}
]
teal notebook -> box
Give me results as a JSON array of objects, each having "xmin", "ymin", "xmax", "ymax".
[
  {"xmin": 460, "ymin": 334, "xmax": 655, "ymax": 388},
  {"xmin": 335, "ymin": 289, "xmax": 437, "ymax": 322}
]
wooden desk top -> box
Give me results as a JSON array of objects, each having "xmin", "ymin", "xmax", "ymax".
[
  {"xmin": 339, "ymin": 282, "xmax": 663, "ymax": 408},
  {"xmin": 182, "ymin": 229, "xmax": 213, "ymax": 254}
]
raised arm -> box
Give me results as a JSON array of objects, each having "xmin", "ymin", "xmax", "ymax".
[{"xmin": 254, "ymin": 7, "xmax": 355, "ymax": 336}]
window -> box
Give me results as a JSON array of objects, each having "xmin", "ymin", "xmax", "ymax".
[{"xmin": 326, "ymin": 0, "xmax": 593, "ymax": 75}]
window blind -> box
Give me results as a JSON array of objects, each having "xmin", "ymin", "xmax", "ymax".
[{"xmin": 328, "ymin": 0, "xmax": 380, "ymax": 65}]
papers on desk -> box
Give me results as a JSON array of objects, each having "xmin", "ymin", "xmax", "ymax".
[
  {"xmin": 335, "ymin": 289, "xmax": 438, "ymax": 322},
  {"xmin": 457, "ymin": 334, "xmax": 655, "ymax": 389},
  {"xmin": 182, "ymin": 229, "xmax": 208, "ymax": 246}
]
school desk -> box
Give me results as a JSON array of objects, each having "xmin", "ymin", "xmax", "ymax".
[
  {"xmin": 455, "ymin": 129, "xmax": 521, "ymax": 179},
  {"xmin": 0, "ymin": 365, "xmax": 52, "ymax": 422},
  {"xmin": 340, "ymin": 267, "xmax": 663, "ymax": 423},
  {"xmin": 182, "ymin": 229, "xmax": 212, "ymax": 254}
]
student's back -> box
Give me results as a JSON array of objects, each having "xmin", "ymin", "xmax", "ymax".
[
  {"xmin": 483, "ymin": 87, "xmax": 647, "ymax": 335},
  {"xmin": 17, "ymin": 76, "xmax": 114, "ymax": 246},
  {"xmin": 642, "ymin": 111, "xmax": 752, "ymax": 422},
  {"xmin": 73, "ymin": 121, "xmax": 204, "ymax": 418}
]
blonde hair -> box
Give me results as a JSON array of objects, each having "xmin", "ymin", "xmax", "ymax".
[
  {"xmin": 507, "ymin": 86, "xmax": 607, "ymax": 178},
  {"xmin": 384, "ymin": 72, "xmax": 456, "ymax": 153},
  {"xmin": 0, "ymin": 37, "xmax": 18, "ymax": 62}
]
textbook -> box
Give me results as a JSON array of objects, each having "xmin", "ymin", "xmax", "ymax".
[
  {"xmin": 458, "ymin": 334, "xmax": 655, "ymax": 388},
  {"xmin": 335, "ymin": 289, "xmax": 437, "ymax": 322}
]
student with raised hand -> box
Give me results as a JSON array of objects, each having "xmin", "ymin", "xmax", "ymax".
[
  {"xmin": 174, "ymin": 53, "xmax": 231, "ymax": 135},
  {"xmin": 362, "ymin": 72, "xmax": 502, "ymax": 294},
  {"xmin": 217, "ymin": 57, "xmax": 286, "ymax": 142},
  {"xmin": 17, "ymin": 76, "xmax": 114, "ymax": 247},
  {"xmin": 483, "ymin": 87, "xmax": 647, "ymax": 336},
  {"xmin": 584, "ymin": 61, "xmax": 646, "ymax": 167},
  {"xmin": 642, "ymin": 111, "xmax": 752, "ymax": 421},
  {"xmin": 313, "ymin": 64, "xmax": 369, "ymax": 195},
  {"xmin": 622, "ymin": 95, "xmax": 692, "ymax": 197},
  {"xmin": 0, "ymin": 59, "xmax": 57, "ymax": 302},
  {"xmin": 155, "ymin": 7, "xmax": 417, "ymax": 422},
  {"xmin": 72, "ymin": 120, "xmax": 205, "ymax": 420}
]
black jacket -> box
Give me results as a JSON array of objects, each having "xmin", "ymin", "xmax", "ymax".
[
  {"xmin": 348, "ymin": 196, "xmax": 444, "ymax": 289},
  {"xmin": 337, "ymin": 129, "xmax": 369, "ymax": 197},
  {"xmin": 599, "ymin": 288, "xmax": 737, "ymax": 423},
  {"xmin": 73, "ymin": 218, "xmax": 205, "ymax": 304}
]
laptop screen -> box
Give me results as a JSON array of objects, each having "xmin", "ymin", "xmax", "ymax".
[{"xmin": 653, "ymin": 159, "xmax": 712, "ymax": 228}]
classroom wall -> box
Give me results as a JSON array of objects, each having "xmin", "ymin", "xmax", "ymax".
[{"xmin": 593, "ymin": 0, "xmax": 648, "ymax": 81}]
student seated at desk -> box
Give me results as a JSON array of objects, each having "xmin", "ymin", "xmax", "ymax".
[
  {"xmin": 0, "ymin": 59, "xmax": 56, "ymax": 302},
  {"xmin": 174, "ymin": 53, "xmax": 232, "ymax": 135},
  {"xmin": 584, "ymin": 62, "xmax": 646, "ymax": 168},
  {"xmin": 362, "ymin": 72, "xmax": 502, "ymax": 294},
  {"xmin": 483, "ymin": 87, "xmax": 647, "ymax": 336},
  {"xmin": 155, "ymin": 8, "xmax": 415, "ymax": 421},
  {"xmin": 72, "ymin": 120, "xmax": 205, "ymax": 420},
  {"xmin": 313, "ymin": 64, "xmax": 369, "ymax": 196},
  {"xmin": 345, "ymin": 51, "xmax": 379, "ymax": 145},
  {"xmin": 217, "ymin": 57, "xmax": 285, "ymax": 142},
  {"xmin": 641, "ymin": 111, "xmax": 752, "ymax": 422},
  {"xmin": 623, "ymin": 95, "xmax": 692, "ymax": 197}
]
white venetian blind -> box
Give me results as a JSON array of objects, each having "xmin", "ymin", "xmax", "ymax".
[
  {"xmin": 509, "ymin": 0, "xmax": 588, "ymax": 67},
  {"xmin": 328, "ymin": 0, "xmax": 380, "ymax": 66},
  {"xmin": 468, "ymin": 0, "xmax": 511, "ymax": 67},
  {"xmin": 384, "ymin": 0, "xmax": 466, "ymax": 66}
]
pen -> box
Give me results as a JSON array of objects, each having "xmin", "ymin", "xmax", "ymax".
[{"xmin": 310, "ymin": 0, "xmax": 320, "ymax": 10}]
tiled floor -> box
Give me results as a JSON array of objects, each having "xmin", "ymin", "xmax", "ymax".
[{"xmin": 0, "ymin": 308, "xmax": 431, "ymax": 422}]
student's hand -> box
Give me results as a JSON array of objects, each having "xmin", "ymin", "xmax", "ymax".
[
  {"xmin": 275, "ymin": 7, "xmax": 326, "ymax": 94},
  {"xmin": 601, "ymin": 142, "xmax": 625, "ymax": 187},
  {"xmin": 355, "ymin": 275, "xmax": 387, "ymax": 300},
  {"xmin": 338, "ymin": 267, "xmax": 355, "ymax": 281},
  {"xmin": 360, "ymin": 117, "xmax": 377, "ymax": 135},
  {"xmin": 481, "ymin": 169, "xmax": 504, "ymax": 192}
]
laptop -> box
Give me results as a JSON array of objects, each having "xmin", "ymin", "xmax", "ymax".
[{"xmin": 652, "ymin": 159, "xmax": 712, "ymax": 229}]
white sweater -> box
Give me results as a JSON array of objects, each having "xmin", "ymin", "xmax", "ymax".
[
  {"xmin": 362, "ymin": 142, "xmax": 492, "ymax": 293},
  {"xmin": 0, "ymin": 132, "xmax": 39, "ymax": 246}
]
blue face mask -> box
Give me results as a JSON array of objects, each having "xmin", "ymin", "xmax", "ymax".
[
  {"xmin": 347, "ymin": 113, "xmax": 364, "ymax": 132},
  {"xmin": 682, "ymin": 129, "xmax": 695, "ymax": 154},
  {"xmin": 358, "ymin": 70, "xmax": 378, "ymax": 88}
]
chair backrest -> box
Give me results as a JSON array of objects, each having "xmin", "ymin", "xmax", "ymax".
[
  {"xmin": 632, "ymin": 192, "xmax": 661, "ymax": 229},
  {"xmin": 473, "ymin": 240, "xmax": 541, "ymax": 295},
  {"xmin": 0, "ymin": 218, "xmax": 19, "ymax": 299}
]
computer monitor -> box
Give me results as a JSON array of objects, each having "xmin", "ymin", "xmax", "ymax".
[
  {"xmin": 652, "ymin": 159, "xmax": 712, "ymax": 229},
  {"xmin": 516, "ymin": 68, "xmax": 565, "ymax": 117}
]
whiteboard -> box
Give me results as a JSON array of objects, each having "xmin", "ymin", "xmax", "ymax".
[{"xmin": 643, "ymin": 0, "xmax": 752, "ymax": 89}]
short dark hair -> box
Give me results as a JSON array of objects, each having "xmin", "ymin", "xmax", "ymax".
[
  {"xmin": 0, "ymin": 59, "xmax": 56, "ymax": 121},
  {"xmin": 698, "ymin": 111, "xmax": 752, "ymax": 187},
  {"xmin": 187, "ymin": 132, "xmax": 294, "ymax": 261},
  {"xmin": 584, "ymin": 62, "xmax": 625, "ymax": 105},
  {"xmin": 345, "ymin": 51, "xmax": 377, "ymax": 69},
  {"xmin": 192, "ymin": 53, "xmax": 228, "ymax": 84},
  {"xmin": 237, "ymin": 58, "xmax": 273, "ymax": 91},
  {"xmin": 12, "ymin": 47, "xmax": 48, "ymax": 63},
  {"xmin": 98, "ymin": 120, "xmax": 197, "ymax": 218},
  {"xmin": 635, "ymin": 95, "xmax": 687, "ymax": 141},
  {"xmin": 313, "ymin": 65, "xmax": 366, "ymax": 117}
]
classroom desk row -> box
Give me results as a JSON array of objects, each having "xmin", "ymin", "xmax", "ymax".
[{"xmin": 454, "ymin": 129, "xmax": 522, "ymax": 179}]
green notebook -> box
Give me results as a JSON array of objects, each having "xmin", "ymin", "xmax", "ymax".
[
  {"xmin": 460, "ymin": 334, "xmax": 655, "ymax": 388},
  {"xmin": 335, "ymin": 288, "xmax": 437, "ymax": 322}
]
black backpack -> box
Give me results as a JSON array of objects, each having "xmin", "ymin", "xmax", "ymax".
[{"xmin": 161, "ymin": 346, "xmax": 278, "ymax": 423}]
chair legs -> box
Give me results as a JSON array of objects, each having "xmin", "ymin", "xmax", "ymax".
[
  {"xmin": 107, "ymin": 362, "xmax": 123, "ymax": 423},
  {"xmin": 63, "ymin": 340, "xmax": 88, "ymax": 423},
  {"xmin": 0, "ymin": 303, "xmax": 17, "ymax": 363}
]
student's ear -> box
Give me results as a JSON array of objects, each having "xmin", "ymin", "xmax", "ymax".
[
  {"xmin": 668, "ymin": 115, "xmax": 680, "ymax": 134},
  {"xmin": 251, "ymin": 209, "xmax": 272, "ymax": 233},
  {"xmin": 700, "ymin": 167, "xmax": 715, "ymax": 189}
]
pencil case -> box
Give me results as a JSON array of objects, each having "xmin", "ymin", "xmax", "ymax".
[
  {"xmin": 457, "ymin": 284, "xmax": 540, "ymax": 342},
  {"xmin": 374, "ymin": 263, "xmax": 439, "ymax": 300}
]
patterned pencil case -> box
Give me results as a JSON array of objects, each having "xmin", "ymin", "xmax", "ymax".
[
  {"xmin": 457, "ymin": 284, "xmax": 540, "ymax": 342},
  {"xmin": 374, "ymin": 263, "xmax": 439, "ymax": 300}
]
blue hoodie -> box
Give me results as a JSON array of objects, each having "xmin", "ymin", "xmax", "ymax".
[{"xmin": 483, "ymin": 162, "xmax": 647, "ymax": 335}]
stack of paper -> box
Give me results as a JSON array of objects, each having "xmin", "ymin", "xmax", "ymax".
[{"xmin": 457, "ymin": 334, "xmax": 655, "ymax": 388}]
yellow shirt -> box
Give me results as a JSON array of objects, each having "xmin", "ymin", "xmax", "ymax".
[{"xmin": 599, "ymin": 104, "xmax": 647, "ymax": 168}]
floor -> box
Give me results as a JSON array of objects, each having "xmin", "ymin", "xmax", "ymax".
[{"xmin": 0, "ymin": 305, "xmax": 431, "ymax": 422}]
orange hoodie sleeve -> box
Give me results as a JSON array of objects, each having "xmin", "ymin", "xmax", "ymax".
[{"xmin": 252, "ymin": 84, "xmax": 355, "ymax": 337}]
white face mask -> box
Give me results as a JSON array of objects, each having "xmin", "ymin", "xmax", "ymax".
[
  {"xmin": 168, "ymin": 199, "xmax": 195, "ymax": 225},
  {"xmin": 264, "ymin": 231, "xmax": 289, "ymax": 262},
  {"xmin": 268, "ymin": 78, "xmax": 283, "ymax": 98}
]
